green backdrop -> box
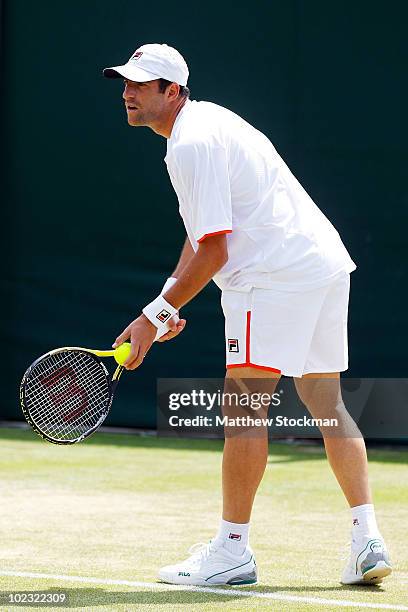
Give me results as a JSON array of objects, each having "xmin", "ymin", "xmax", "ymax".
[{"xmin": 1, "ymin": 1, "xmax": 407, "ymax": 426}]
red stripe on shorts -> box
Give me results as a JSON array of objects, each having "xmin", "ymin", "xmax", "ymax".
[{"xmin": 226, "ymin": 310, "xmax": 281, "ymax": 373}]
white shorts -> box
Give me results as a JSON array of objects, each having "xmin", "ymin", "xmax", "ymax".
[{"xmin": 221, "ymin": 272, "xmax": 351, "ymax": 377}]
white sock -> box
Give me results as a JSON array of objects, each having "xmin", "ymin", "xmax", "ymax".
[
  {"xmin": 351, "ymin": 504, "xmax": 381, "ymax": 544},
  {"xmin": 213, "ymin": 519, "xmax": 249, "ymax": 556}
]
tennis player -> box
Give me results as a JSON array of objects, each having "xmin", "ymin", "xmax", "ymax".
[{"xmin": 104, "ymin": 43, "xmax": 392, "ymax": 586}]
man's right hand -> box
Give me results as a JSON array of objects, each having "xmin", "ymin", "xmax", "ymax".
[{"xmin": 157, "ymin": 316, "xmax": 186, "ymax": 342}]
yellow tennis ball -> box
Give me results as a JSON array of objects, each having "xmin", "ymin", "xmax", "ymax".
[{"xmin": 114, "ymin": 342, "xmax": 132, "ymax": 365}]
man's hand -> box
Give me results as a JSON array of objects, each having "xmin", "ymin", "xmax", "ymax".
[
  {"xmin": 113, "ymin": 314, "xmax": 157, "ymax": 370},
  {"xmin": 157, "ymin": 316, "xmax": 187, "ymax": 342}
]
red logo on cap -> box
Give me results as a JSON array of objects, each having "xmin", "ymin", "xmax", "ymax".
[{"xmin": 131, "ymin": 51, "xmax": 143, "ymax": 60}]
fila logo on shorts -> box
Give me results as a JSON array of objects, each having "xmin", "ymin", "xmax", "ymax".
[
  {"xmin": 156, "ymin": 309, "xmax": 171, "ymax": 323},
  {"xmin": 228, "ymin": 338, "xmax": 239, "ymax": 352}
]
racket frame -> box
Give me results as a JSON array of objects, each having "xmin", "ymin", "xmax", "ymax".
[{"xmin": 20, "ymin": 347, "xmax": 124, "ymax": 445}]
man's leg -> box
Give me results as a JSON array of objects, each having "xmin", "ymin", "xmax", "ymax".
[
  {"xmin": 294, "ymin": 373, "xmax": 392, "ymax": 584},
  {"xmin": 158, "ymin": 366, "xmax": 280, "ymax": 586},
  {"xmin": 222, "ymin": 367, "xmax": 280, "ymax": 523},
  {"xmin": 294, "ymin": 373, "xmax": 371, "ymax": 506}
]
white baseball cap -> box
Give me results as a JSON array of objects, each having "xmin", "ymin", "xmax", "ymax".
[{"xmin": 103, "ymin": 43, "xmax": 189, "ymax": 86}]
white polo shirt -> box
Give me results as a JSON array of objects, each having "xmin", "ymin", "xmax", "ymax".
[{"xmin": 165, "ymin": 99, "xmax": 356, "ymax": 292}]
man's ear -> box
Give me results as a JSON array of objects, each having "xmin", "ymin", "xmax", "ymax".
[{"xmin": 168, "ymin": 82, "xmax": 180, "ymax": 101}]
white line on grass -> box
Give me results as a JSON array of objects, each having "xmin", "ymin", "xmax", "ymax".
[{"xmin": 0, "ymin": 570, "xmax": 406, "ymax": 611}]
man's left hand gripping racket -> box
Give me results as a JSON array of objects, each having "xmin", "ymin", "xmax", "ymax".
[{"xmin": 20, "ymin": 343, "xmax": 131, "ymax": 445}]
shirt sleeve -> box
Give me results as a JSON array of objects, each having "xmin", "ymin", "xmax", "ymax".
[{"xmin": 172, "ymin": 140, "xmax": 232, "ymax": 243}]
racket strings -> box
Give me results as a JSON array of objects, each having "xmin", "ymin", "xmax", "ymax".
[{"xmin": 23, "ymin": 351, "xmax": 111, "ymax": 441}]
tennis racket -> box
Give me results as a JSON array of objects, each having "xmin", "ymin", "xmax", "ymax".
[{"xmin": 20, "ymin": 344, "xmax": 130, "ymax": 445}]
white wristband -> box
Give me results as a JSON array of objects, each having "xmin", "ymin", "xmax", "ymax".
[
  {"xmin": 154, "ymin": 276, "xmax": 180, "ymax": 341},
  {"xmin": 161, "ymin": 276, "xmax": 178, "ymax": 295},
  {"xmin": 143, "ymin": 295, "xmax": 178, "ymax": 338}
]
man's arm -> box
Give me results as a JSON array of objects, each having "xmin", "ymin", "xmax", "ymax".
[
  {"xmin": 113, "ymin": 234, "xmax": 228, "ymax": 369},
  {"xmin": 163, "ymin": 234, "xmax": 227, "ymax": 309},
  {"xmin": 154, "ymin": 235, "xmax": 194, "ymax": 343},
  {"xmin": 171, "ymin": 236, "xmax": 195, "ymax": 278}
]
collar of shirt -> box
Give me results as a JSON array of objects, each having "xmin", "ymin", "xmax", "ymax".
[{"xmin": 168, "ymin": 99, "xmax": 192, "ymax": 143}]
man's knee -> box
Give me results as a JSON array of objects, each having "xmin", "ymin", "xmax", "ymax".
[
  {"xmin": 222, "ymin": 368, "xmax": 280, "ymax": 439},
  {"xmin": 295, "ymin": 378, "xmax": 361, "ymax": 438}
]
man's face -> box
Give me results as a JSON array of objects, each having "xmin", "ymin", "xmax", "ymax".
[{"xmin": 122, "ymin": 79, "xmax": 167, "ymax": 127}]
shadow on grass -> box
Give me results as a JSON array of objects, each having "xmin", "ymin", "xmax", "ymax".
[
  {"xmin": 0, "ymin": 426, "xmax": 407, "ymax": 464},
  {"xmin": 0, "ymin": 582, "xmax": 388, "ymax": 608}
]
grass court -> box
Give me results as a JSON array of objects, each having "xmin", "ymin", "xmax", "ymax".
[{"xmin": 0, "ymin": 427, "xmax": 407, "ymax": 611}]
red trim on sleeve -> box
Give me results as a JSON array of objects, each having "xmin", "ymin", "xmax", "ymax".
[
  {"xmin": 197, "ymin": 229, "xmax": 232, "ymax": 243},
  {"xmin": 226, "ymin": 309, "xmax": 281, "ymax": 374}
]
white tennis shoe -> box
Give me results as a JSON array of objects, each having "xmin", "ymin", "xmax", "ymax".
[
  {"xmin": 158, "ymin": 541, "xmax": 257, "ymax": 586},
  {"xmin": 341, "ymin": 536, "xmax": 392, "ymax": 585}
]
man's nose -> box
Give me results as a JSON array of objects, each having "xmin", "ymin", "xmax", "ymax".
[{"xmin": 123, "ymin": 83, "xmax": 134, "ymax": 100}]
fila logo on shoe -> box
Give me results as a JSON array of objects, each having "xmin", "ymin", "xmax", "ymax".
[
  {"xmin": 228, "ymin": 533, "xmax": 242, "ymax": 541},
  {"xmin": 178, "ymin": 572, "xmax": 190, "ymax": 576},
  {"xmin": 370, "ymin": 541, "xmax": 383, "ymax": 553}
]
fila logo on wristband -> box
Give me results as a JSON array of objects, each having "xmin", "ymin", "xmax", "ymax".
[
  {"xmin": 143, "ymin": 294, "xmax": 178, "ymax": 333},
  {"xmin": 156, "ymin": 309, "xmax": 171, "ymax": 323}
]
